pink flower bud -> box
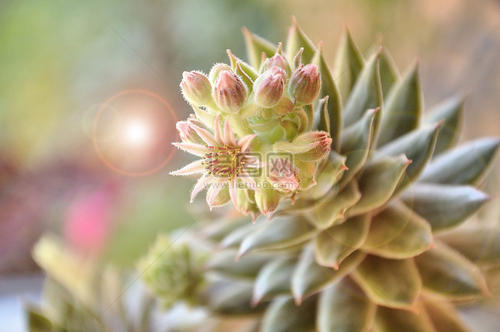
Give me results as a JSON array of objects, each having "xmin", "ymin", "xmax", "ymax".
[
  {"xmin": 208, "ymin": 63, "xmax": 233, "ymax": 83},
  {"xmin": 254, "ymin": 67, "xmax": 287, "ymax": 108},
  {"xmin": 261, "ymin": 54, "xmax": 291, "ymax": 76},
  {"xmin": 176, "ymin": 115, "xmax": 205, "ymax": 145},
  {"xmin": 274, "ymin": 131, "xmax": 331, "ymax": 161},
  {"xmin": 180, "ymin": 71, "xmax": 213, "ymax": 106},
  {"xmin": 212, "ymin": 70, "xmax": 248, "ymax": 113},
  {"xmin": 288, "ymin": 64, "xmax": 321, "ymax": 104}
]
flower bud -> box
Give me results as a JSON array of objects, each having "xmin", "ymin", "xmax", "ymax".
[
  {"xmin": 180, "ymin": 71, "xmax": 213, "ymax": 106},
  {"xmin": 176, "ymin": 115, "xmax": 205, "ymax": 145},
  {"xmin": 254, "ymin": 185, "xmax": 280, "ymax": 217},
  {"xmin": 288, "ymin": 64, "xmax": 321, "ymax": 104},
  {"xmin": 274, "ymin": 131, "xmax": 331, "ymax": 161},
  {"xmin": 261, "ymin": 54, "xmax": 291, "ymax": 76},
  {"xmin": 208, "ymin": 63, "xmax": 233, "ymax": 83},
  {"xmin": 212, "ymin": 70, "xmax": 248, "ymax": 113},
  {"xmin": 253, "ymin": 67, "xmax": 287, "ymax": 108},
  {"xmin": 267, "ymin": 156, "xmax": 299, "ymax": 193}
]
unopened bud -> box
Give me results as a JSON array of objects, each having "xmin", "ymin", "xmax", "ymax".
[
  {"xmin": 254, "ymin": 185, "xmax": 280, "ymax": 217},
  {"xmin": 208, "ymin": 63, "xmax": 233, "ymax": 83},
  {"xmin": 180, "ymin": 71, "xmax": 213, "ymax": 106},
  {"xmin": 274, "ymin": 131, "xmax": 331, "ymax": 161},
  {"xmin": 254, "ymin": 67, "xmax": 287, "ymax": 108},
  {"xmin": 212, "ymin": 71, "xmax": 248, "ymax": 113},
  {"xmin": 261, "ymin": 54, "xmax": 291, "ymax": 76},
  {"xmin": 288, "ymin": 64, "xmax": 321, "ymax": 104}
]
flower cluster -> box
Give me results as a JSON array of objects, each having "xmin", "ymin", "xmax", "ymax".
[{"xmin": 171, "ymin": 47, "xmax": 331, "ymax": 218}]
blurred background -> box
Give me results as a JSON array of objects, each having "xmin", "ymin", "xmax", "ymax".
[{"xmin": 1, "ymin": 0, "xmax": 500, "ymax": 330}]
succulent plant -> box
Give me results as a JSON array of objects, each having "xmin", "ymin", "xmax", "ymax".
[
  {"xmin": 26, "ymin": 19, "xmax": 500, "ymax": 332},
  {"xmin": 169, "ymin": 19, "xmax": 500, "ymax": 331}
]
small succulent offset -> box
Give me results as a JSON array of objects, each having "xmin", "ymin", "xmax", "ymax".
[{"xmin": 168, "ymin": 18, "xmax": 500, "ymax": 332}]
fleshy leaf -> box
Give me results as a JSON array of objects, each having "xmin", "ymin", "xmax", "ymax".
[
  {"xmin": 253, "ymin": 258, "xmax": 296, "ymax": 305},
  {"xmin": 292, "ymin": 246, "xmax": 365, "ymax": 304},
  {"xmin": 313, "ymin": 46, "xmax": 342, "ymax": 149},
  {"xmin": 206, "ymin": 277, "xmax": 264, "ymax": 314},
  {"xmin": 422, "ymin": 296, "xmax": 471, "ymax": 332},
  {"xmin": 242, "ymin": 27, "xmax": 277, "ymax": 69},
  {"xmin": 378, "ymin": 123, "xmax": 441, "ymax": 192},
  {"xmin": 419, "ymin": 138, "xmax": 500, "ymax": 185},
  {"xmin": 261, "ymin": 296, "xmax": 316, "ymax": 332},
  {"xmin": 362, "ymin": 202, "xmax": 432, "ymax": 259},
  {"xmin": 425, "ymin": 96, "xmax": 464, "ymax": 155},
  {"xmin": 379, "ymin": 48, "xmax": 399, "ymax": 97},
  {"xmin": 314, "ymin": 214, "xmax": 371, "ymax": 268},
  {"xmin": 439, "ymin": 227, "xmax": 500, "ymax": 268},
  {"xmin": 378, "ymin": 63, "xmax": 422, "ymax": 146},
  {"xmin": 318, "ymin": 278, "xmax": 376, "ymax": 332},
  {"xmin": 347, "ymin": 155, "xmax": 410, "ymax": 216},
  {"xmin": 401, "ymin": 184, "xmax": 490, "ymax": 231},
  {"xmin": 415, "ymin": 242, "xmax": 489, "ymax": 300},
  {"xmin": 307, "ymin": 181, "xmax": 361, "ymax": 229},
  {"xmin": 207, "ymin": 250, "xmax": 274, "ymax": 279},
  {"xmin": 238, "ymin": 215, "xmax": 316, "ymax": 257},
  {"xmin": 343, "ymin": 52, "xmax": 382, "ymax": 128},
  {"xmin": 333, "ymin": 29, "xmax": 364, "ymax": 102},
  {"xmin": 352, "ymin": 255, "xmax": 421, "ymax": 309},
  {"xmin": 374, "ymin": 305, "xmax": 436, "ymax": 332},
  {"xmin": 340, "ymin": 108, "xmax": 379, "ymax": 185},
  {"xmin": 221, "ymin": 222, "xmax": 259, "ymax": 248},
  {"xmin": 204, "ymin": 216, "xmax": 250, "ymax": 241},
  {"xmin": 286, "ymin": 18, "xmax": 316, "ymax": 65}
]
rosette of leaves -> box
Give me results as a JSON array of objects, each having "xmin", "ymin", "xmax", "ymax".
[{"xmin": 190, "ymin": 19, "xmax": 500, "ymax": 331}]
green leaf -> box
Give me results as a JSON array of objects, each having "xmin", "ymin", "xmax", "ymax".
[
  {"xmin": 439, "ymin": 227, "xmax": 500, "ymax": 268},
  {"xmin": 379, "ymin": 48, "xmax": 399, "ymax": 98},
  {"xmin": 206, "ymin": 277, "xmax": 264, "ymax": 314},
  {"xmin": 340, "ymin": 108, "xmax": 379, "ymax": 185},
  {"xmin": 378, "ymin": 63, "xmax": 422, "ymax": 146},
  {"xmin": 343, "ymin": 52, "xmax": 382, "ymax": 128},
  {"xmin": 300, "ymin": 151, "xmax": 346, "ymax": 201},
  {"xmin": 221, "ymin": 222, "xmax": 258, "ymax": 248},
  {"xmin": 378, "ymin": 123, "xmax": 441, "ymax": 192},
  {"xmin": 333, "ymin": 29, "xmax": 364, "ymax": 102},
  {"xmin": 238, "ymin": 215, "xmax": 316, "ymax": 257},
  {"xmin": 292, "ymin": 246, "xmax": 365, "ymax": 304},
  {"xmin": 362, "ymin": 202, "xmax": 432, "ymax": 259},
  {"xmin": 261, "ymin": 296, "xmax": 316, "ymax": 332},
  {"xmin": 415, "ymin": 242, "xmax": 489, "ymax": 300},
  {"xmin": 314, "ymin": 214, "xmax": 371, "ymax": 268},
  {"xmin": 318, "ymin": 278, "xmax": 376, "ymax": 332},
  {"xmin": 242, "ymin": 27, "xmax": 277, "ymax": 69},
  {"xmin": 286, "ymin": 18, "xmax": 316, "ymax": 65},
  {"xmin": 374, "ymin": 306, "xmax": 436, "ymax": 332},
  {"xmin": 352, "ymin": 255, "xmax": 421, "ymax": 309},
  {"xmin": 425, "ymin": 96, "xmax": 464, "ymax": 155},
  {"xmin": 204, "ymin": 216, "xmax": 250, "ymax": 242},
  {"xmin": 253, "ymin": 258, "xmax": 296, "ymax": 305},
  {"xmin": 308, "ymin": 181, "xmax": 361, "ymax": 229},
  {"xmin": 313, "ymin": 46, "xmax": 342, "ymax": 149},
  {"xmin": 419, "ymin": 138, "xmax": 500, "ymax": 185},
  {"xmin": 401, "ymin": 184, "xmax": 490, "ymax": 231},
  {"xmin": 347, "ymin": 155, "xmax": 410, "ymax": 216},
  {"xmin": 207, "ymin": 250, "xmax": 274, "ymax": 279},
  {"xmin": 422, "ymin": 296, "xmax": 471, "ymax": 332}
]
